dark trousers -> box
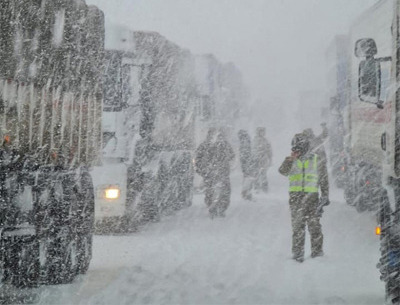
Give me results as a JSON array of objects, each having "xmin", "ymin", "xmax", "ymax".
[
  {"xmin": 289, "ymin": 192, "xmax": 323, "ymax": 258},
  {"xmin": 204, "ymin": 176, "xmax": 231, "ymax": 217}
]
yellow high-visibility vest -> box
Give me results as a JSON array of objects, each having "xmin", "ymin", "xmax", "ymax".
[{"xmin": 289, "ymin": 154, "xmax": 318, "ymax": 193}]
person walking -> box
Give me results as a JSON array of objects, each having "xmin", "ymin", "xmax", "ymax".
[
  {"xmin": 253, "ymin": 127, "xmax": 272, "ymax": 193},
  {"xmin": 195, "ymin": 127, "xmax": 217, "ymax": 209},
  {"xmin": 208, "ymin": 129, "xmax": 235, "ymax": 217},
  {"xmin": 238, "ymin": 129, "xmax": 255, "ymax": 200},
  {"xmin": 279, "ymin": 132, "xmax": 330, "ymax": 262}
]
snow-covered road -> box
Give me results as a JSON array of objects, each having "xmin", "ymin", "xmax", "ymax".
[{"xmin": 35, "ymin": 170, "xmax": 384, "ymax": 305}]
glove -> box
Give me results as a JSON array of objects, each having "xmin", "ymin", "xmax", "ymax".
[{"xmin": 317, "ymin": 196, "xmax": 330, "ymax": 216}]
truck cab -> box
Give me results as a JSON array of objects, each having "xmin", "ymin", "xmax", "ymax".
[
  {"xmin": 345, "ymin": 0, "xmax": 400, "ymax": 302},
  {"xmin": 339, "ymin": 0, "xmax": 393, "ymax": 213},
  {"xmin": 93, "ymin": 25, "xmax": 196, "ymax": 232}
]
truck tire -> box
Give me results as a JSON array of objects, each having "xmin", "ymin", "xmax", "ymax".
[
  {"xmin": 383, "ymin": 234, "xmax": 400, "ymax": 305},
  {"xmin": 76, "ymin": 233, "xmax": 92, "ymax": 274},
  {"xmin": 355, "ymin": 194, "xmax": 368, "ymax": 213},
  {"xmin": 386, "ymin": 274, "xmax": 400, "ymax": 305},
  {"xmin": 40, "ymin": 172, "xmax": 78, "ymax": 285},
  {"xmin": 45, "ymin": 229, "xmax": 77, "ymax": 285},
  {"xmin": 377, "ymin": 190, "xmax": 400, "ymax": 304},
  {"xmin": 0, "ymin": 170, "xmax": 41, "ymax": 288},
  {"xmin": 2, "ymin": 235, "xmax": 40, "ymax": 288},
  {"xmin": 75, "ymin": 168, "xmax": 94, "ymax": 274}
]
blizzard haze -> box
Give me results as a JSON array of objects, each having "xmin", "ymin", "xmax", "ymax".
[
  {"xmin": 87, "ymin": 0, "xmax": 378, "ymax": 148},
  {"xmin": 87, "ymin": 2, "xmax": 377, "ymax": 102},
  {"xmin": 0, "ymin": 1, "xmax": 392, "ymax": 304},
  {"xmin": 10, "ymin": 1, "xmax": 386, "ymax": 304}
]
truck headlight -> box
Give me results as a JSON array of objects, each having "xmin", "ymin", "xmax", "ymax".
[{"xmin": 104, "ymin": 187, "xmax": 120, "ymax": 199}]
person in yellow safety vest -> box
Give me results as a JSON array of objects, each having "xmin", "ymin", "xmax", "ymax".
[{"xmin": 279, "ymin": 132, "xmax": 330, "ymax": 263}]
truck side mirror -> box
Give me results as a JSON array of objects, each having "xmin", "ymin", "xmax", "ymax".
[
  {"xmin": 355, "ymin": 38, "xmax": 377, "ymax": 58},
  {"xmin": 355, "ymin": 38, "xmax": 382, "ymax": 108}
]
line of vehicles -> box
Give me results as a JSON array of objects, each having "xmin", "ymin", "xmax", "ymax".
[
  {"xmin": 0, "ymin": 0, "xmax": 247, "ymax": 288},
  {"xmin": 92, "ymin": 24, "xmax": 246, "ymax": 232},
  {"xmin": 326, "ymin": 0, "xmax": 400, "ymax": 303},
  {"xmin": 1, "ymin": 0, "xmax": 398, "ymax": 302}
]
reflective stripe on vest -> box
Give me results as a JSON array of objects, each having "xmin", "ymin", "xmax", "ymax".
[{"xmin": 289, "ymin": 154, "xmax": 318, "ymax": 193}]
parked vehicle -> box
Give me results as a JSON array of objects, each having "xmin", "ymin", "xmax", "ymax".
[
  {"xmin": 327, "ymin": 0, "xmax": 400, "ymax": 302},
  {"xmin": 93, "ymin": 23, "xmax": 247, "ymax": 232},
  {"xmin": 0, "ymin": 0, "xmax": 104, "ymax": 287},
  {"xmin": 93, "ymin": 26, "xmax": 197, "ymax": 232}
]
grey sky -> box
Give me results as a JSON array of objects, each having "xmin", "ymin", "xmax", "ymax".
[{"xmin": 86, "ymin": 0, "xmax": 378, "ymax": 109}]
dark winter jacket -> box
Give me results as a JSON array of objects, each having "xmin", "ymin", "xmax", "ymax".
[
  {"xmin": 210, "ymin": 138, "xmax": 235, "ymax": 180},
  {"xmin": 195, "ymin": 139, "xmax": 214, "ymax": 178}
]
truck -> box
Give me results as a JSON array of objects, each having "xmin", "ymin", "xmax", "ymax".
[
  {"xmin": 93, "ymin": 25, "xmax": 197, "ymax": 232},
  {"xmin": 0, "ymin": 0, "xmax": 104, "ymax": 287},
  {"xmin": 327, "ymin": 0, "xmax": 400, "ymax": 302},
  {"xmin": 92, "ymin": 23, "xmax": 247, "ymax": 232}
]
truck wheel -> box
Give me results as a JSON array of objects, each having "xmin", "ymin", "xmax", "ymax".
[
  {"xmin": 76, "ymin": 168, "xmax": 95, "ymax": 232},
  {"xmin": 355, "ymin": 195, "xmax": 368, "ymax": 213},
  {"xmin": 386, "ymin": 277, "xmax": 400, "ymax": 304},
  {"xmin": 2, "ymin": 236, "xmax": 40, "ymax": 288},
  {"xmin": 44, "ymin": 228, "xmax": 77, "ymax": 285},
  {"xmin": 75, "ymin": 168, "xmax": 94, "ymax": 274},
  {"xmin": 58, "ymin": 234, "xmax": 78, "ymax": 284},
  {"xmin": 41, "ymin": 173, "xmax": 78, "ymax": 285},
  {"xmin": 76, "ymin": 233, "xmax": 92, "ymax": 274},
  {"xmin": 378, "ymin": 190, "xmax": 400, "ymax": 304},
  {"xmin": 383, "ymin": 239, "xmax": 400, "ymax": 305}
]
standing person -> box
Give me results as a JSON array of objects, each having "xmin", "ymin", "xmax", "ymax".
[
  {"xmin": 208, "ymin": 128, "xmax": 235, "ymax": 218},
  {"xmin": 253, "ymin": 127, "xmax": 272, "ymax": 193},
  {"xmin": 278, "ymin": 132, "xmax": 330, "ymax": 262},
  {"xmin": 195, "ymin": 127, "xmax": 217, "ymax": 209},
  {"xmin": 238, "ymin": 129, "xmax": 255, "ymax": 200}
]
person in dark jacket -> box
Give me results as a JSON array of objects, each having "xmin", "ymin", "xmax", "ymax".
[
  {"xmin": 195, "ymin": 127, "xmax": 217, "ymax": 209},
  {"xmin": 279, "ymin": 132, "xmax": 330, "ymax": 262},
  {"xmin": 208, "ymin": 129, "xmax": 235, "ymax": 217},
  {"xmin": 238, "ymin": 129, "xmax": 255, "ymax": 200}
]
